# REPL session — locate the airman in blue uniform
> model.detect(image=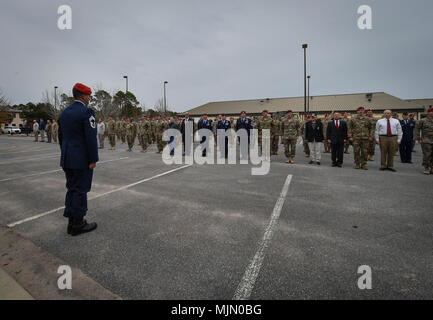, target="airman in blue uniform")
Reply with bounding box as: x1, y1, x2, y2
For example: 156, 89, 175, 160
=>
400, 112, 416, 163
58, 83, 98, 236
